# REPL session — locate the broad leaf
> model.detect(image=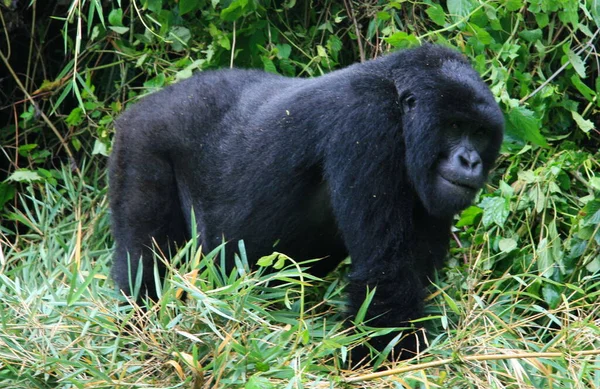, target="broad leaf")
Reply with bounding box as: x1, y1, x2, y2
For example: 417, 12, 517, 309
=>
179, 0, 199, 15
447, 0, 476, 20
506, 106, 548, 147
